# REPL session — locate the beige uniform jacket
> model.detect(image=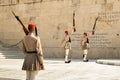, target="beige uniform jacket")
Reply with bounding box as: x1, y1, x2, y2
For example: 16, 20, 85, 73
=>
80, 37, 90, 50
